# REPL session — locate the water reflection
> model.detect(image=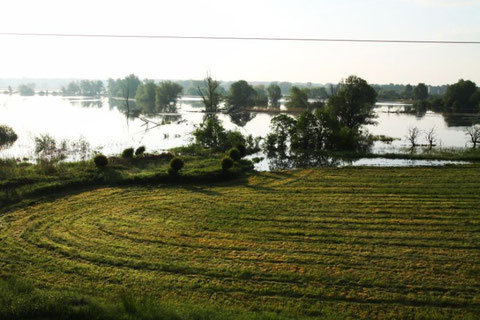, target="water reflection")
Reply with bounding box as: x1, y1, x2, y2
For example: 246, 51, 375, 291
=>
108, 97, 141, 119
266, 151, 343, 171
228, 112, 256, 127
443, 113, 480, 127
